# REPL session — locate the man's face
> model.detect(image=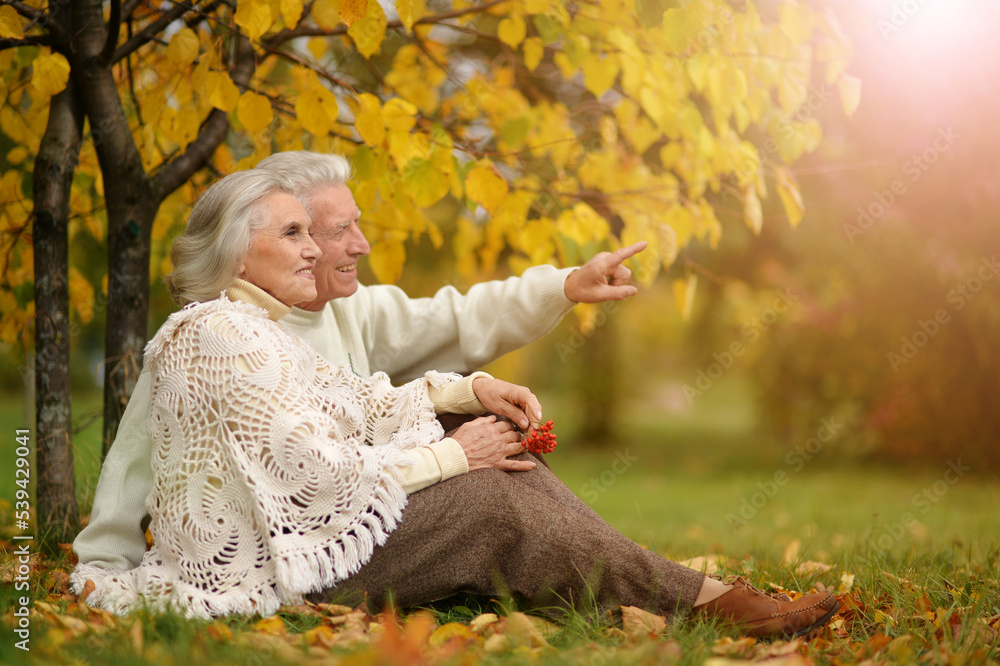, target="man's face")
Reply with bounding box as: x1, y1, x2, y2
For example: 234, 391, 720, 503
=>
297, 184, 370, 310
